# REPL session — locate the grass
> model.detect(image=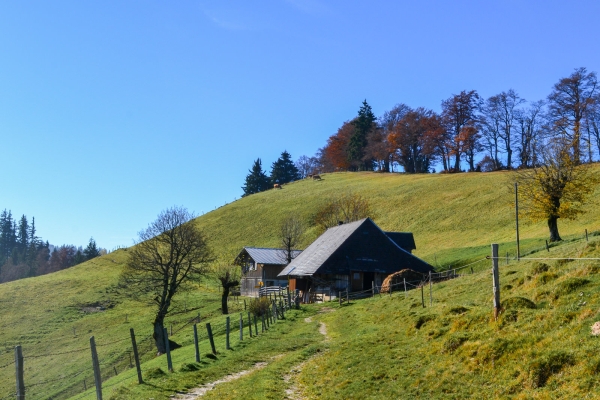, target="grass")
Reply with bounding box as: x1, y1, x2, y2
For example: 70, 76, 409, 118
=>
1, 169, 600, 398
